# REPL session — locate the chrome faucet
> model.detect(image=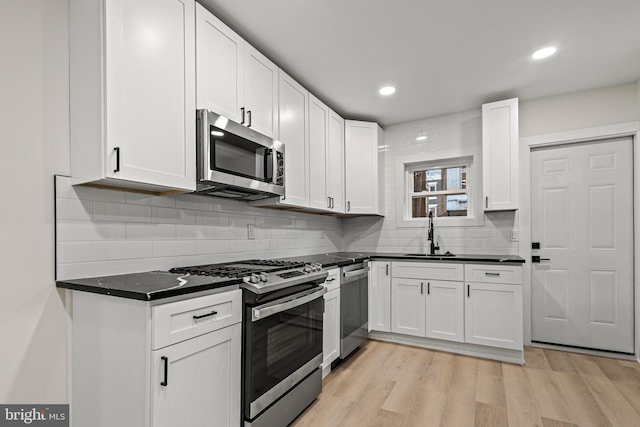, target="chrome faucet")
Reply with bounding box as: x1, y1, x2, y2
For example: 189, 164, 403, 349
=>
428, 211, 440, 255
